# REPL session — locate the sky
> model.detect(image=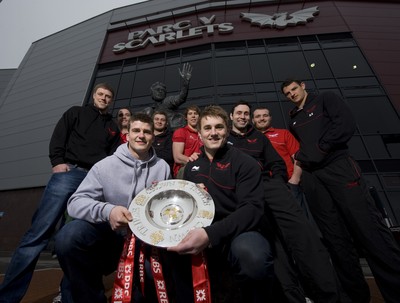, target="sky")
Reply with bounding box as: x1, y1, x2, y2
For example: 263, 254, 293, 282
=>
0, 0, 147, 69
